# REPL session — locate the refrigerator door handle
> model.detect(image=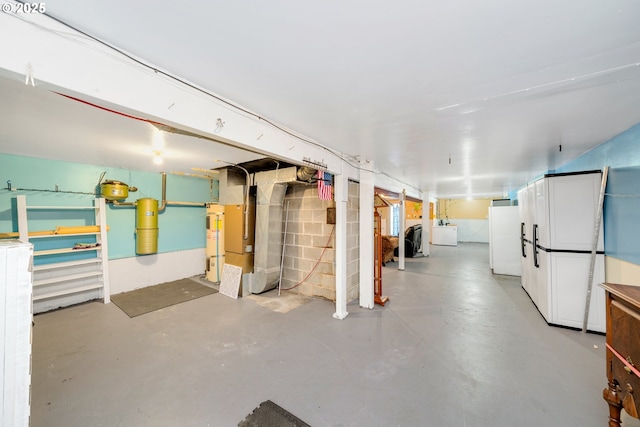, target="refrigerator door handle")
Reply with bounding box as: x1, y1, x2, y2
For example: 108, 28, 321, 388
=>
520, 222, 526, 257
533, 224, 539, 268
